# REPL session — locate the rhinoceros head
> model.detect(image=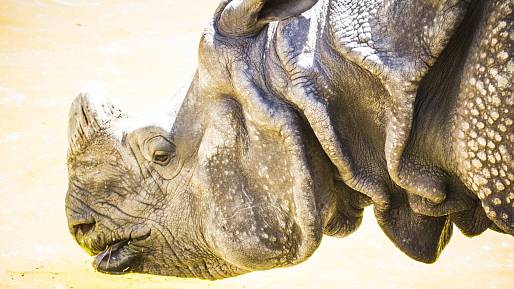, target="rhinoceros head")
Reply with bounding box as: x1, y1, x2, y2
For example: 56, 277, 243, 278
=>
65, 0, 368, 279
